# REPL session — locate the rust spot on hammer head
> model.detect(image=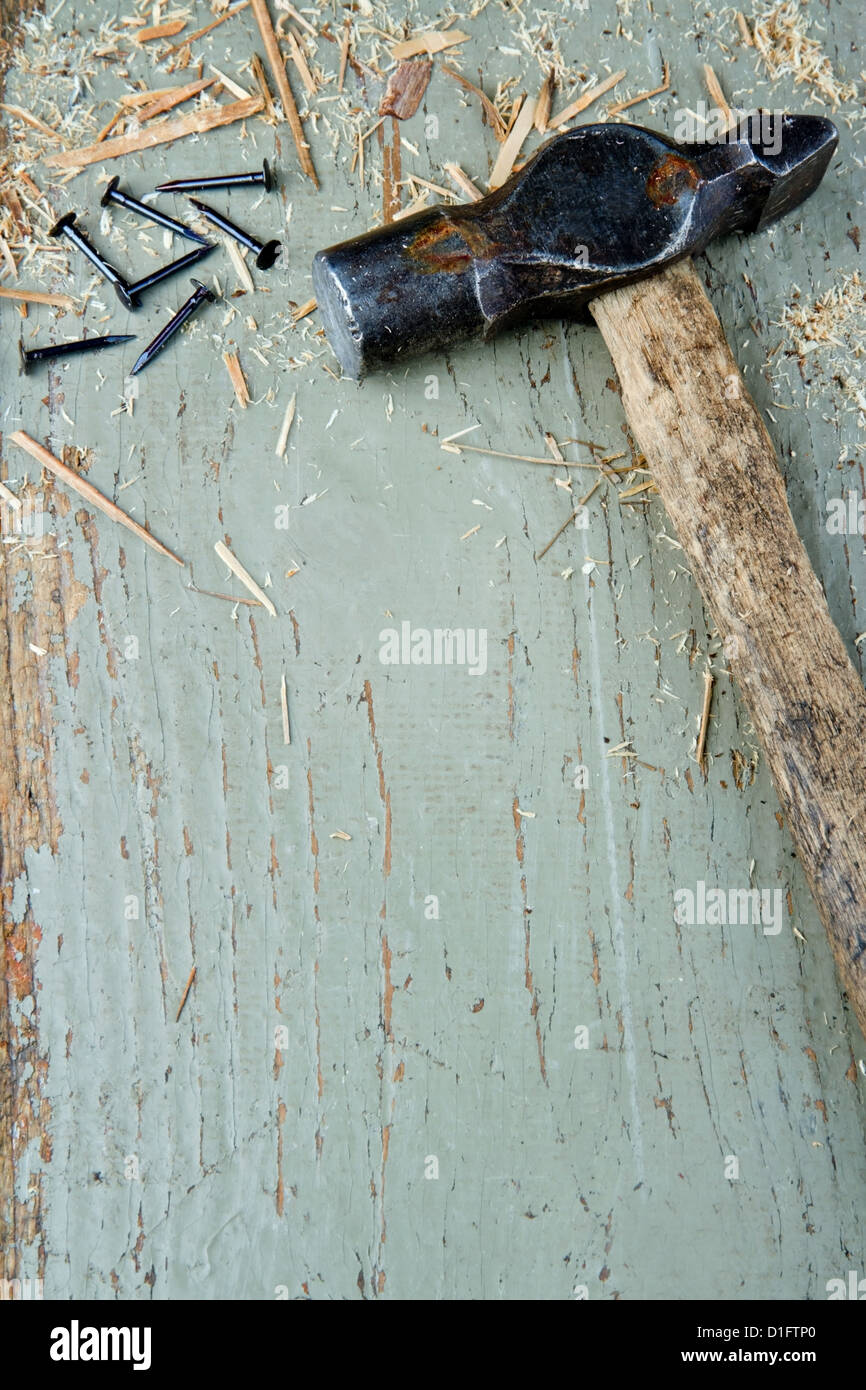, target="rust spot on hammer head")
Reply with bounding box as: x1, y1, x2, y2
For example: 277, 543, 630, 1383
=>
405, 213, 495, 273
646, 153, 700, 206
